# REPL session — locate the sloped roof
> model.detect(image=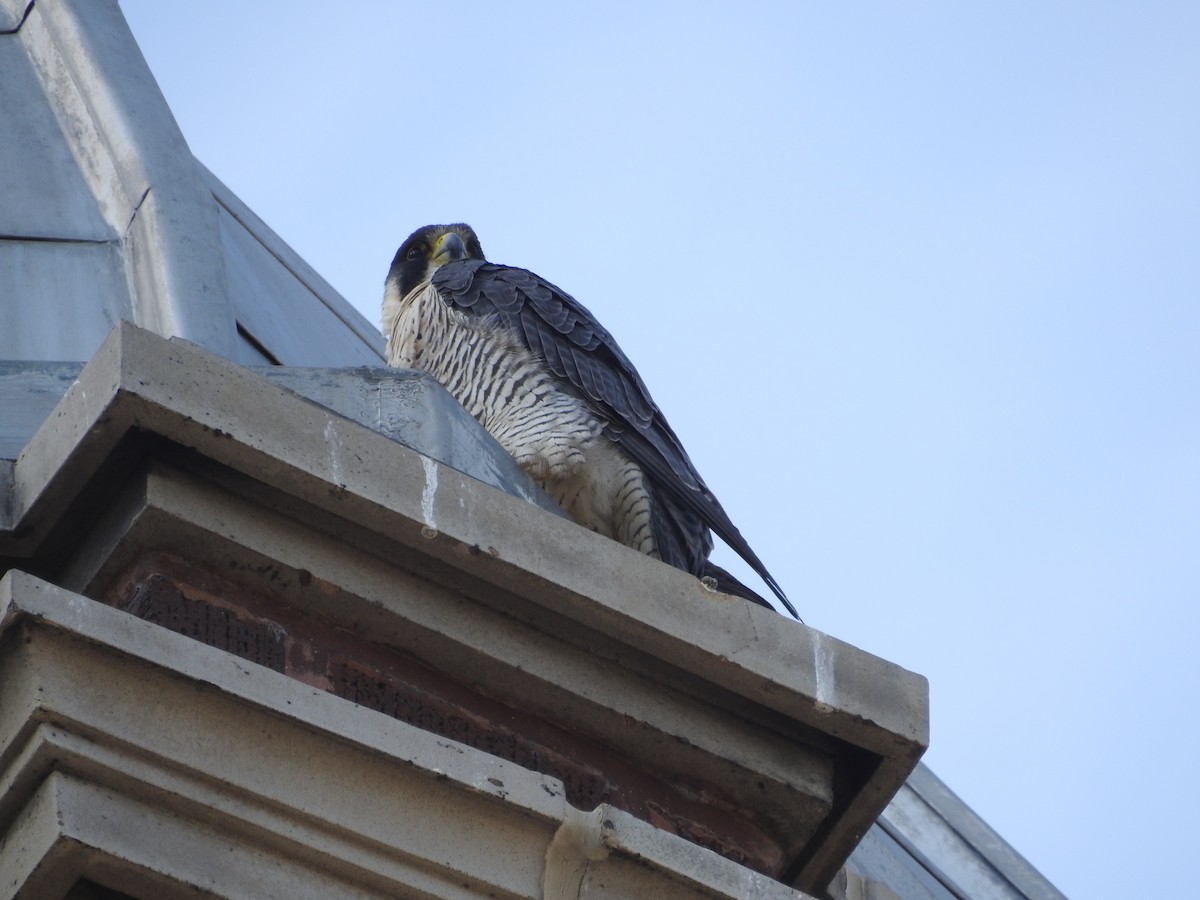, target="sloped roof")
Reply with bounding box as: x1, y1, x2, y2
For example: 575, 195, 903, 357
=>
0, 0, 382, 367
0, 0, 558, 529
